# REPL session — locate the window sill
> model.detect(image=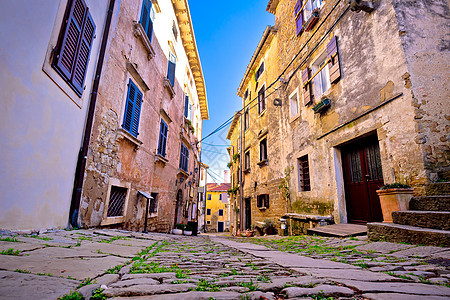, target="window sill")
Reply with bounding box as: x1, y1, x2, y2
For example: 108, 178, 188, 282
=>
163, 77, 175, 98
117, 128, 143, 150
257, 206, 268, 211
258, 109, 267, 118
148, 212, 158, 218
155, 154, 168, 165
101, 216, 124, 226
177, 168, 189, 178
290, 114, 300, 123
257, 159, 268, 167
133, 22, 155, 60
